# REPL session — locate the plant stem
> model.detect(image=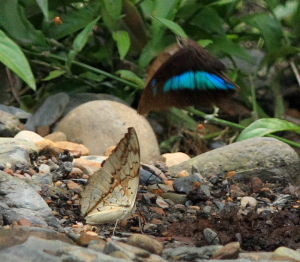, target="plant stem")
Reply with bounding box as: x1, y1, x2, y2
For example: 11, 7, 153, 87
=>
187, 107, 300, 148
24, 50, 139, 88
